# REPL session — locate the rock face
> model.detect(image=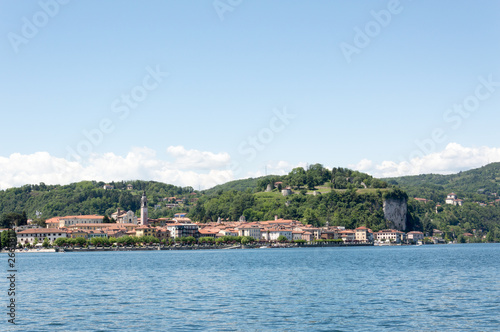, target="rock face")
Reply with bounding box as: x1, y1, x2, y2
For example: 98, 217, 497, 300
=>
383, 198, 407, 231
